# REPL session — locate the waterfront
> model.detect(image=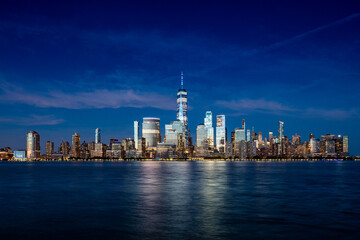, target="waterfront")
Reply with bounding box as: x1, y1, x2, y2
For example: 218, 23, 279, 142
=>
1, 161, 360, 239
